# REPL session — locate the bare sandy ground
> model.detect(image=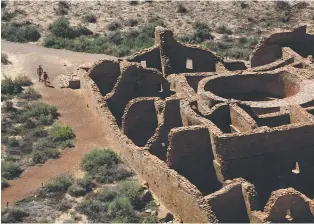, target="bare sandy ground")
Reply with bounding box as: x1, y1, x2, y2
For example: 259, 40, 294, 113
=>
1, 41, 115, 208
